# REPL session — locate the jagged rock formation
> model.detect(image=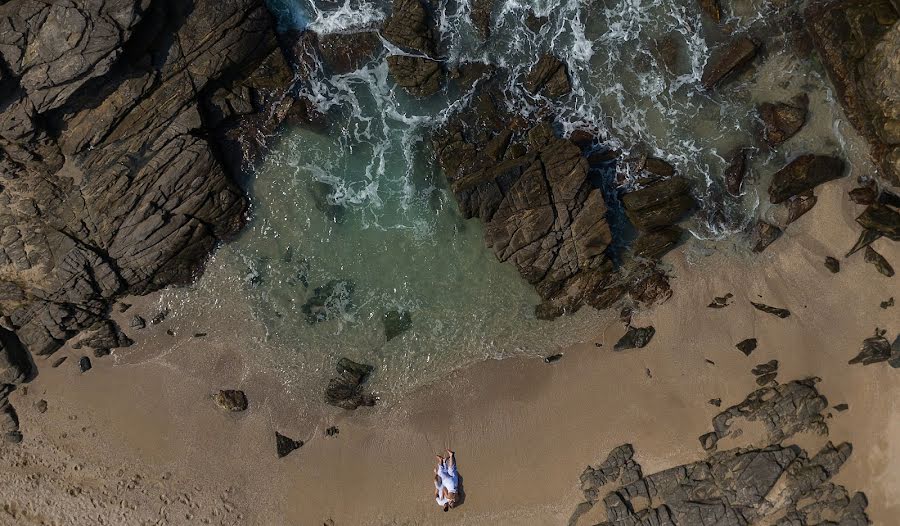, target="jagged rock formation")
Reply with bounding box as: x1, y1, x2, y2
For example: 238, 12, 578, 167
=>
758, 94, 809, 147
807, 0, 900, 185
0, 0, 301, 440
324, 357, 377, 410
382, 0, 443, 97
700, 35, 757, 90
569, 379, 870, 526
432, 71, 692, 319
